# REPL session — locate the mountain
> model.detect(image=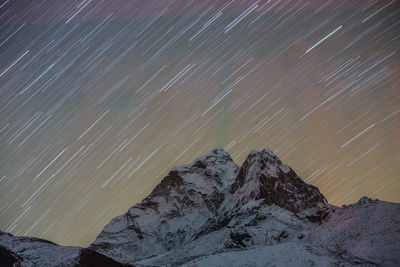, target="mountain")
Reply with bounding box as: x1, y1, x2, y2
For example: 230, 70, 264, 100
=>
0, 231, 131, 267
1, 148, 400, 266
89, 148, 400, 266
